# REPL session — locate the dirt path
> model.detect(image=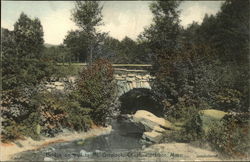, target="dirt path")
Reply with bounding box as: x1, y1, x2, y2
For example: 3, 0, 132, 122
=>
141, 142, 221, 161
0, 126, 112, 161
